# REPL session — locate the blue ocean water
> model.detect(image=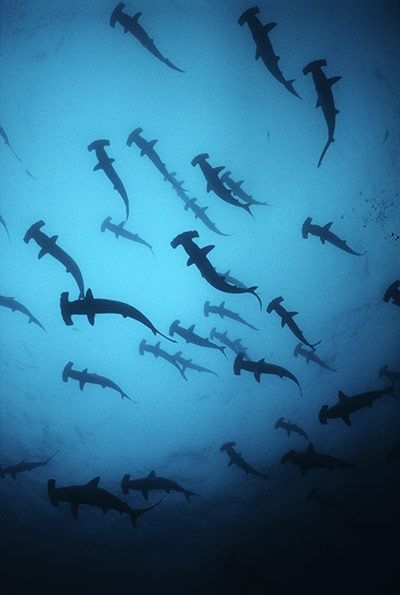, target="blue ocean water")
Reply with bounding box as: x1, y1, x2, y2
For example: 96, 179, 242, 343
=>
0, 1, 399, 593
